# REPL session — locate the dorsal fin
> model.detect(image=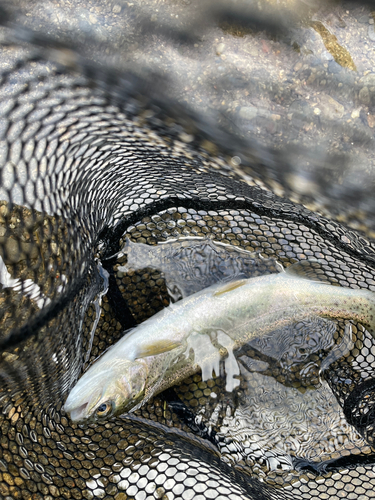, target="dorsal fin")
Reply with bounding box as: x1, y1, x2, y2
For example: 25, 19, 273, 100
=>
284, 260, 333, 285
213, 279, 248, 297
